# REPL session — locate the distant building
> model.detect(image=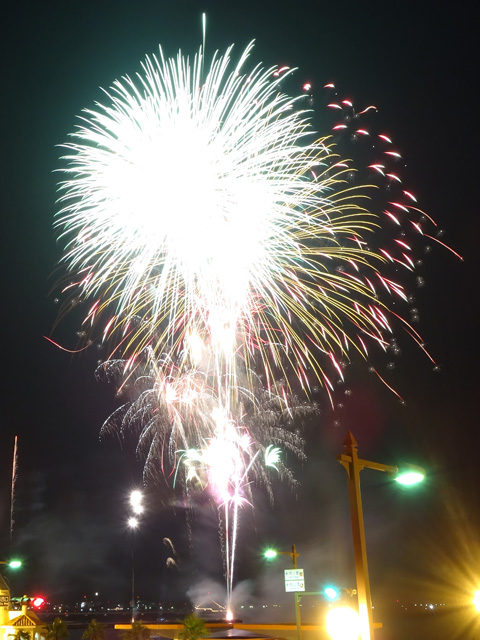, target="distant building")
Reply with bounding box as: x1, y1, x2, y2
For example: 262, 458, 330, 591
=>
0, 574, 46, 640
